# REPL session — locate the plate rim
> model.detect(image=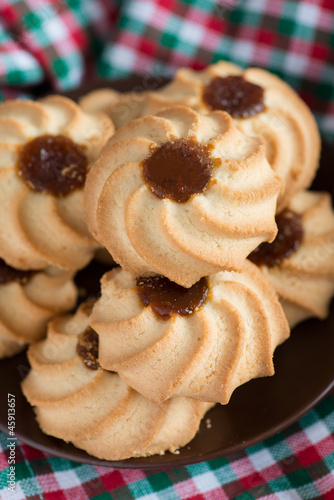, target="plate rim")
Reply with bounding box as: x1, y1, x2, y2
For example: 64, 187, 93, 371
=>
1, 376, 333, 469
